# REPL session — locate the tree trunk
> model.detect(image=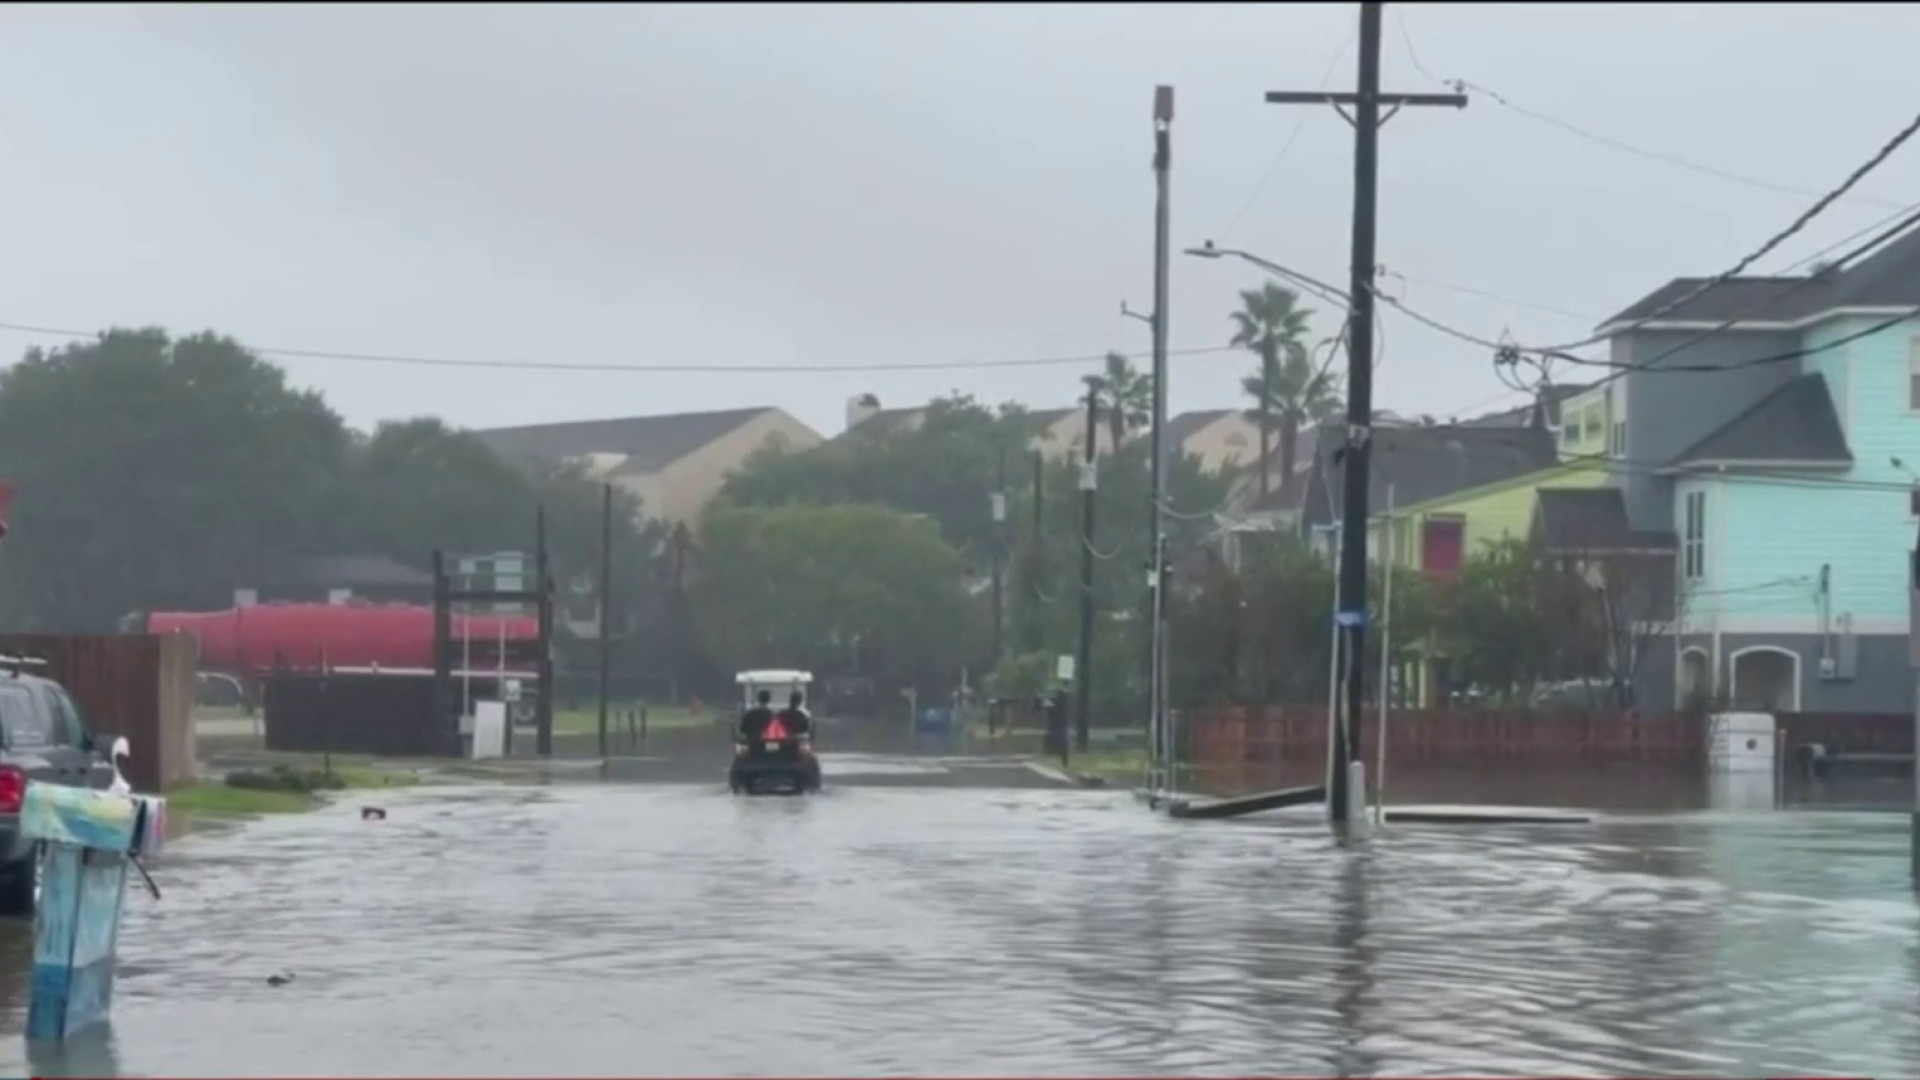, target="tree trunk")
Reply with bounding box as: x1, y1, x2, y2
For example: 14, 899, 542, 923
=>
1258, 359, 1273, 497
1278, 412, 1302, 495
